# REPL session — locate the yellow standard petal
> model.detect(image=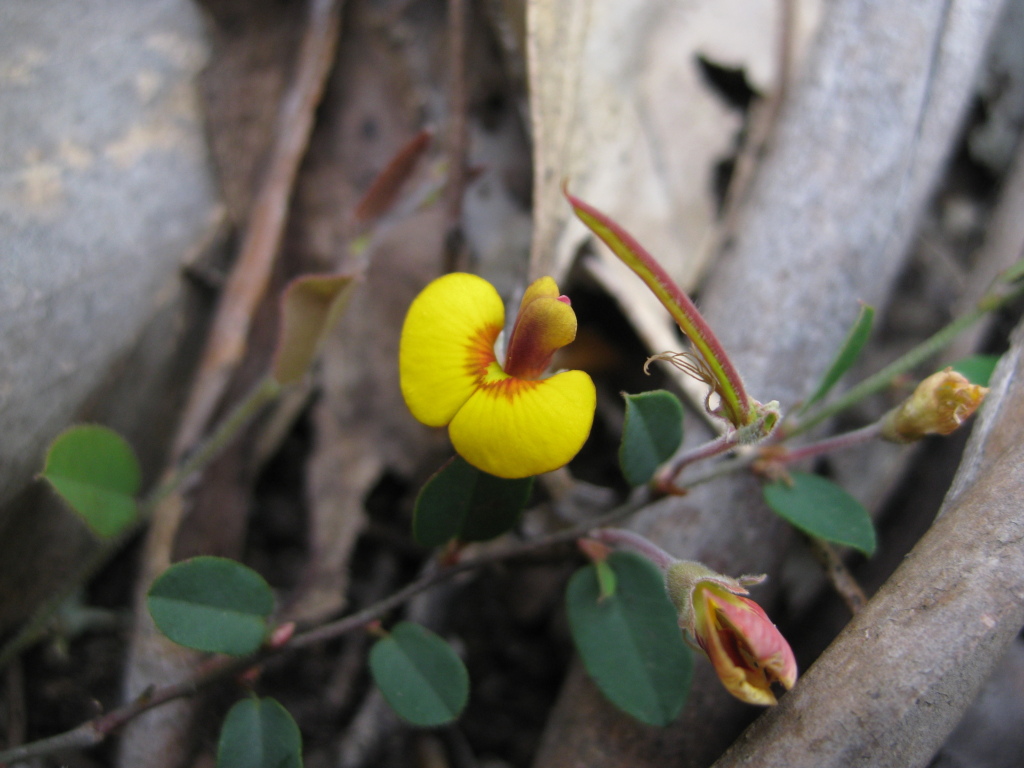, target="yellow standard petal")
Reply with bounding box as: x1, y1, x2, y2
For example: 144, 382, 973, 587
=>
399, 273, 504, 427
448, 365, 596, 478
